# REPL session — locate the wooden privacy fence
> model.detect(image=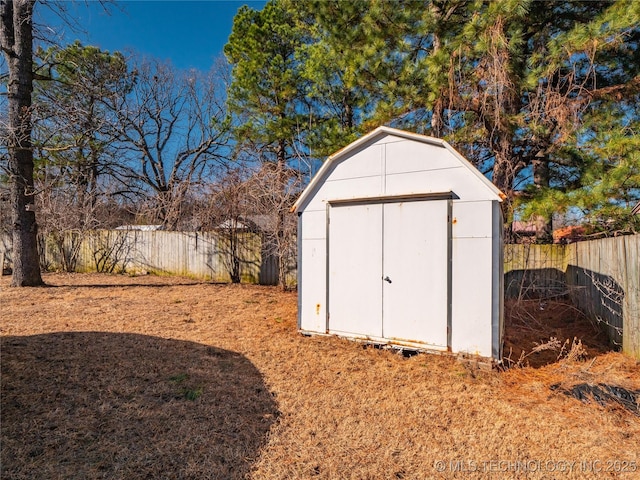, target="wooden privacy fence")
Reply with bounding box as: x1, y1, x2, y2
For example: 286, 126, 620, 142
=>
505, 235, 640, 359
1, 230, 280, 285
2, 231, 638, 357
